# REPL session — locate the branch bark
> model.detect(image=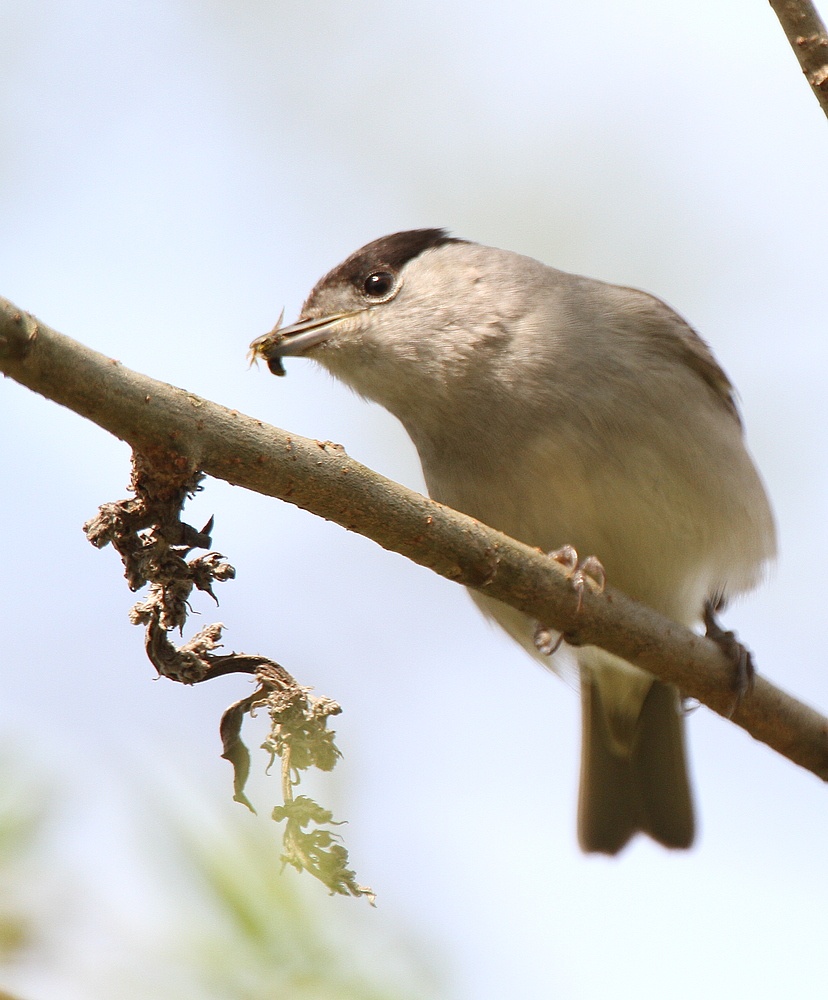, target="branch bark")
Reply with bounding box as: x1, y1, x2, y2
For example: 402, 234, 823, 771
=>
769, 0, 828, 118
2, 296, 827, 781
